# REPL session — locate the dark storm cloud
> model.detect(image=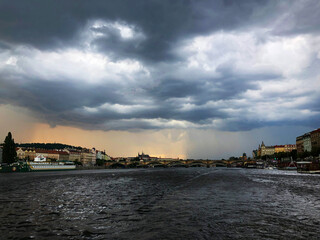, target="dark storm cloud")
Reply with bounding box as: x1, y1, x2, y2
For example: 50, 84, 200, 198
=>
0, 71, 227, 129
0, 0, 275, 60
0, 0, 319, 131
0, 76, 127, 112
147, 68, 269, 105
